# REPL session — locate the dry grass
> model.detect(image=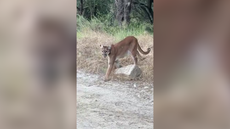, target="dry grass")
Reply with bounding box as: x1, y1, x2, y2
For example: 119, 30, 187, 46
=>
77, 29, 153, 83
